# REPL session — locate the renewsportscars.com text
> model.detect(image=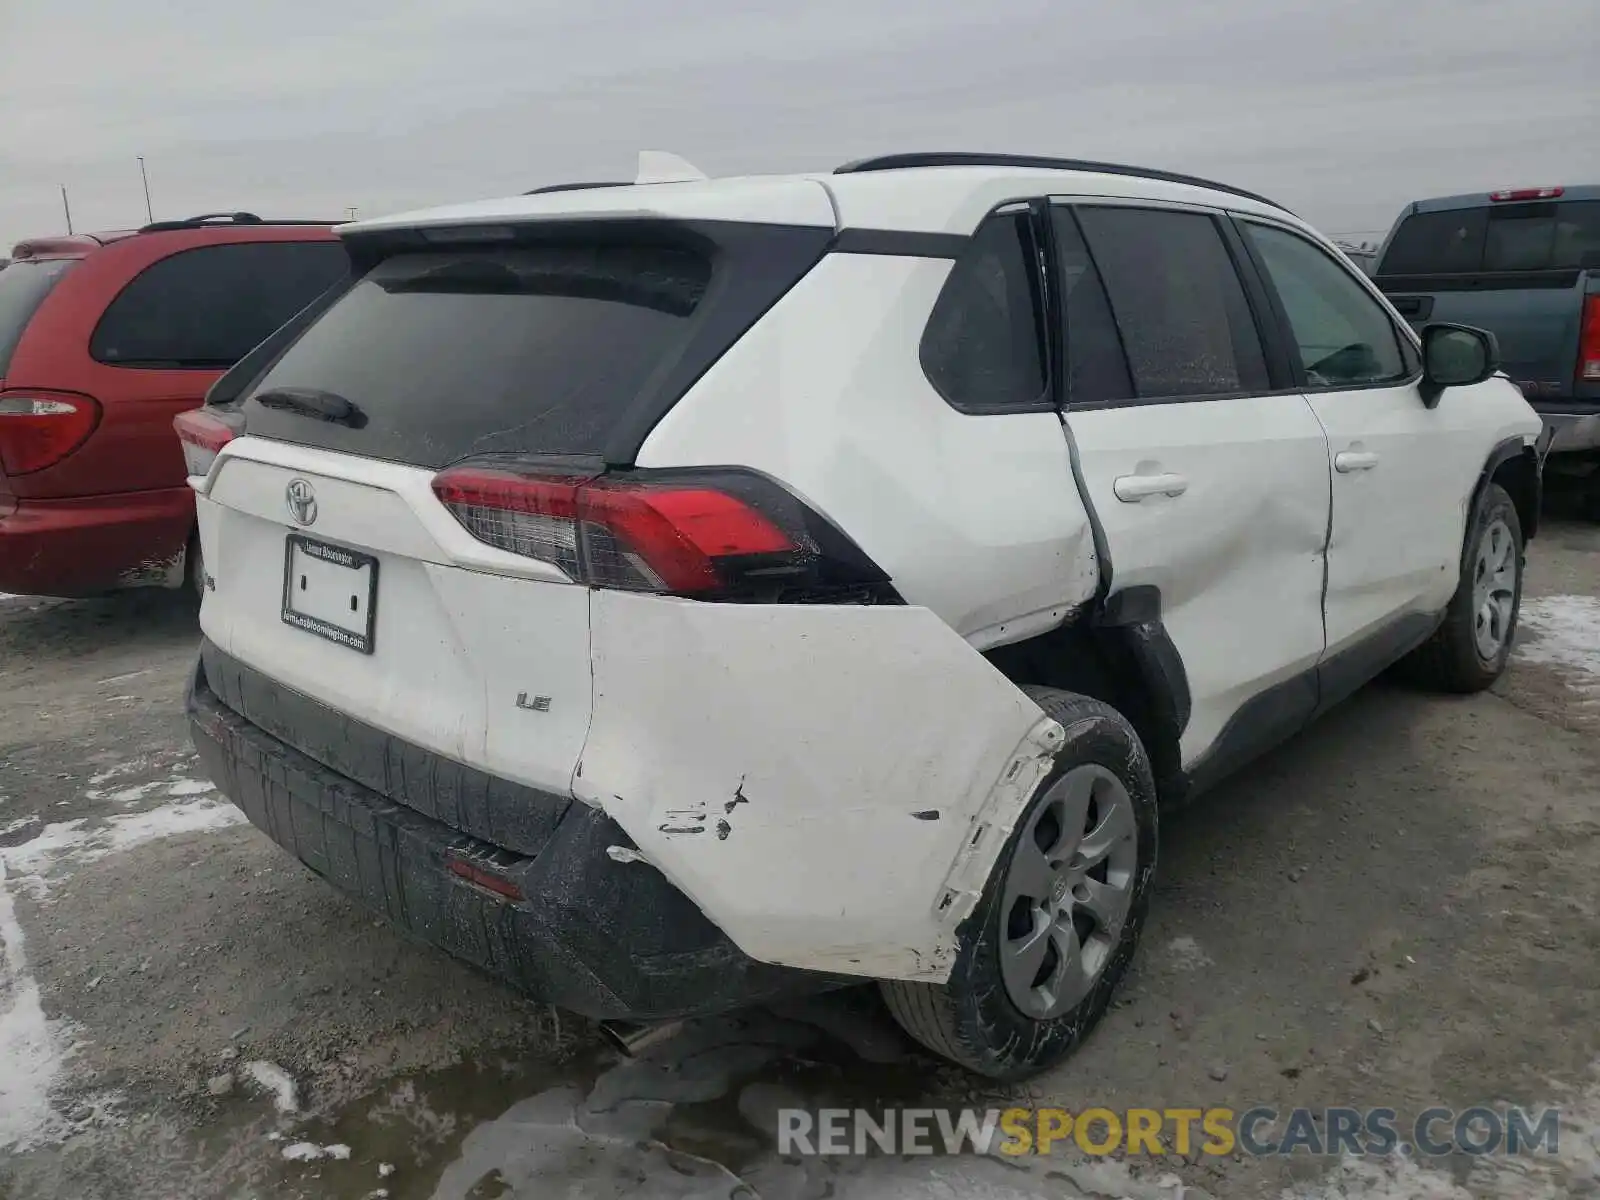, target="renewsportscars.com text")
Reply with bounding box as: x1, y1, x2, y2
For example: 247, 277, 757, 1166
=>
777, 1106, 1560, 1159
